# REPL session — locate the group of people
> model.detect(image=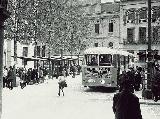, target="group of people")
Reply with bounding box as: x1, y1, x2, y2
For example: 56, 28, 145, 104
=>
113, 67, 144, 119
3, 63, 81, 92
113, 78, 142, 119
118, 66, 145, 93
56, 64, 81, 96
17, 67, 47, 89
3, 66, 48, 89
112, 64, 160, 119
56, 64, 81, 79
